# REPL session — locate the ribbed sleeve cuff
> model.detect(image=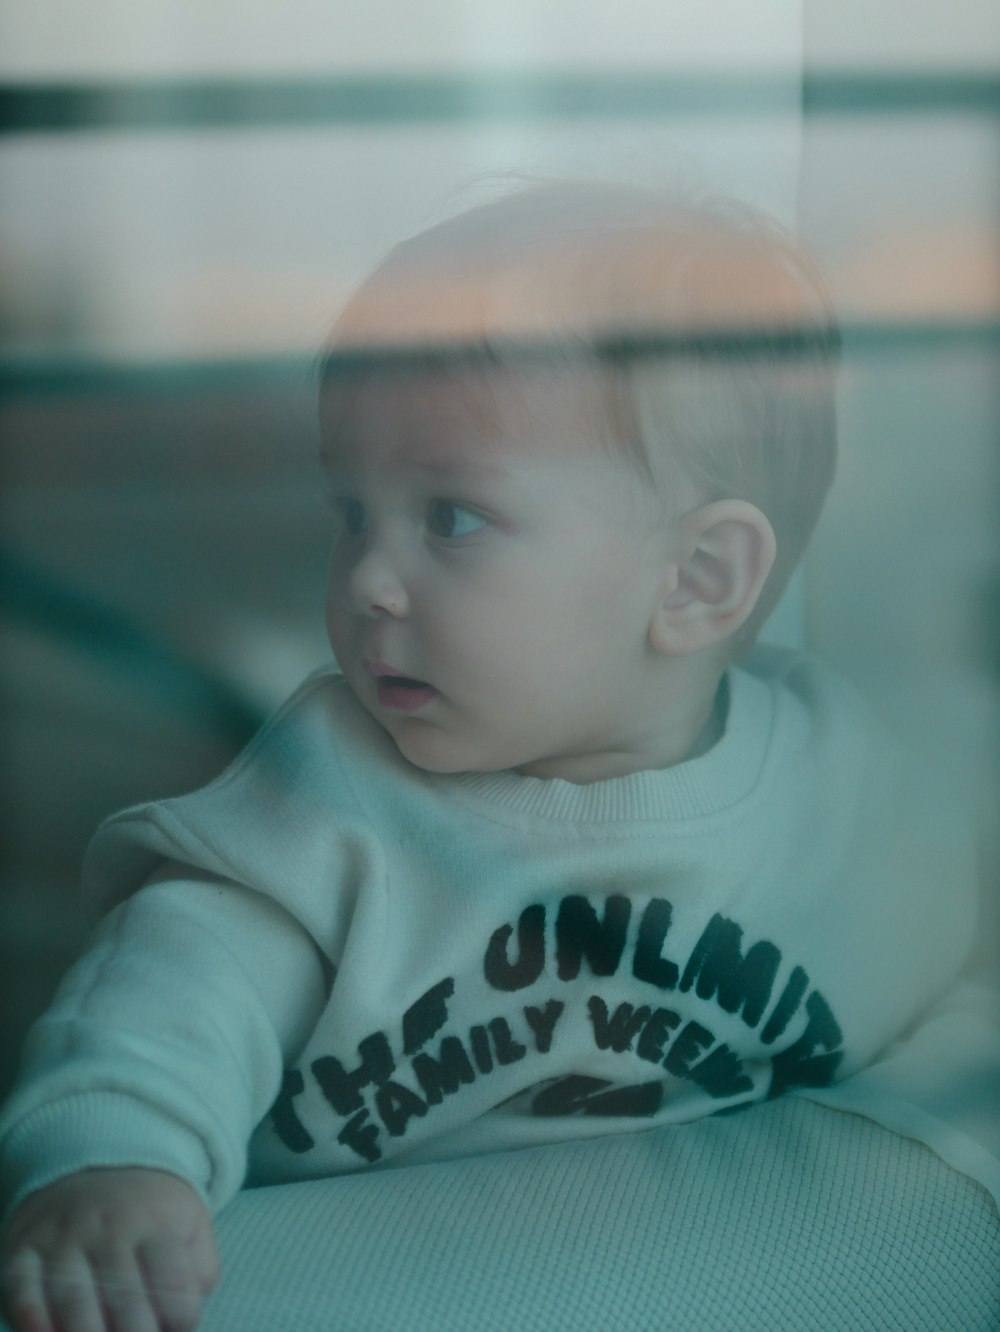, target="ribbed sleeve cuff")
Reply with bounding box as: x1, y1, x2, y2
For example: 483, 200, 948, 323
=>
448, 665, 774, 823
0, 1091, 215, 1222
